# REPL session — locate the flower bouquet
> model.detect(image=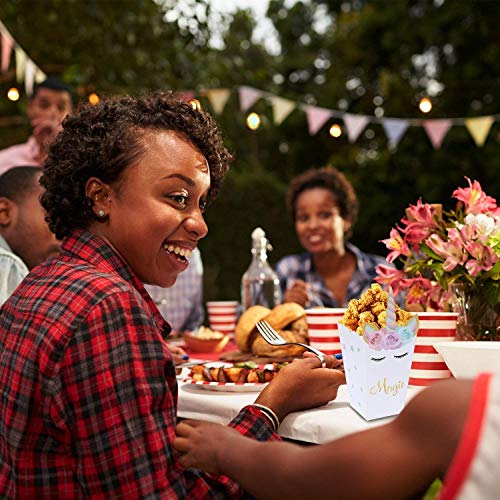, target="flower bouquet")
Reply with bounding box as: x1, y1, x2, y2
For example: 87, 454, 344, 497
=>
376, 178, 500, 341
